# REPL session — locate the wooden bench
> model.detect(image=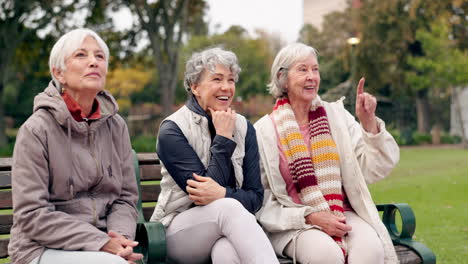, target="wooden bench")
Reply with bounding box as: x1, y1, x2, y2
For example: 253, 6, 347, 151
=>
0, 152, 436, 264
